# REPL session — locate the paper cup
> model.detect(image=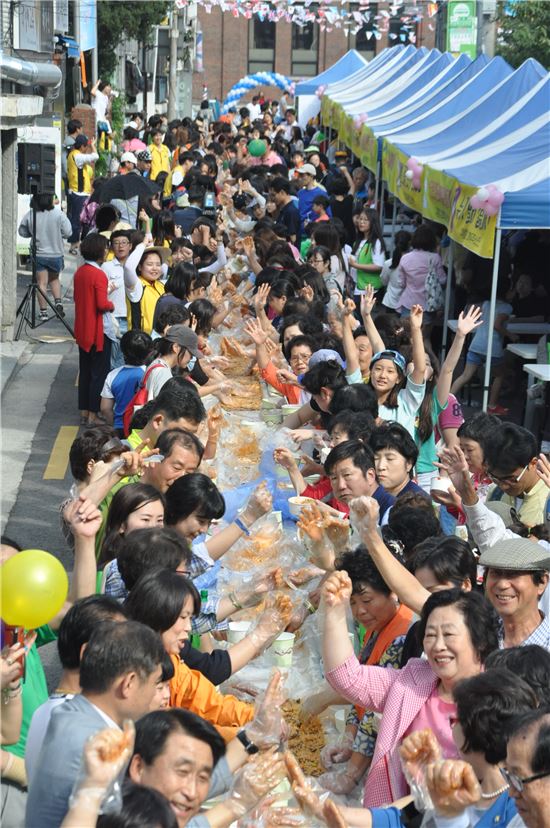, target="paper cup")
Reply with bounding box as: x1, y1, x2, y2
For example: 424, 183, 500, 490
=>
269, 632, 295, 667
227, 621, 251, 644
288, 496, 316, 518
